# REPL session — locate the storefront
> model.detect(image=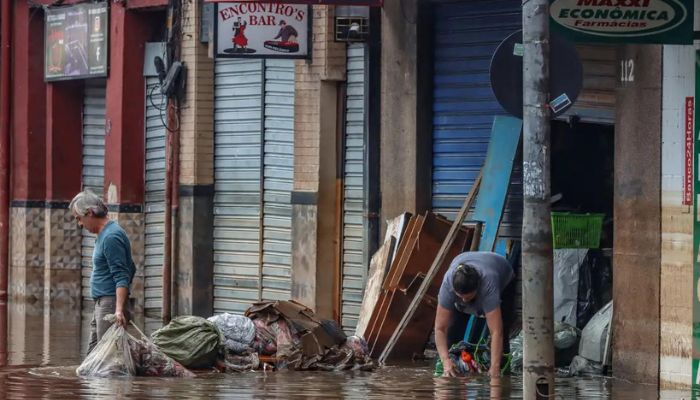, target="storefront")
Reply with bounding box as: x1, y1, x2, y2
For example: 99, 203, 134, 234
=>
212, 58, 296, 314
80, 79, 107, 308
429, 0, 619, 371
